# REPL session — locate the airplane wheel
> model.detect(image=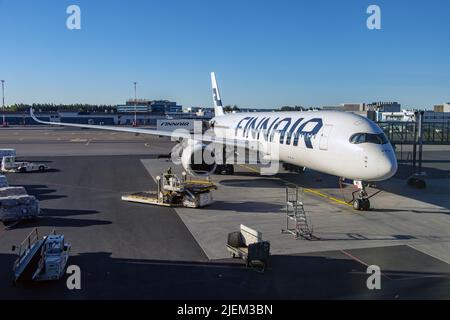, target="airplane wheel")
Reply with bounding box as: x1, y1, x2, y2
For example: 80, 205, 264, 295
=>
362, 199, 370, 211
39, 166, 45, 172
354, 199, 370, 211
353, 199, 362, 211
